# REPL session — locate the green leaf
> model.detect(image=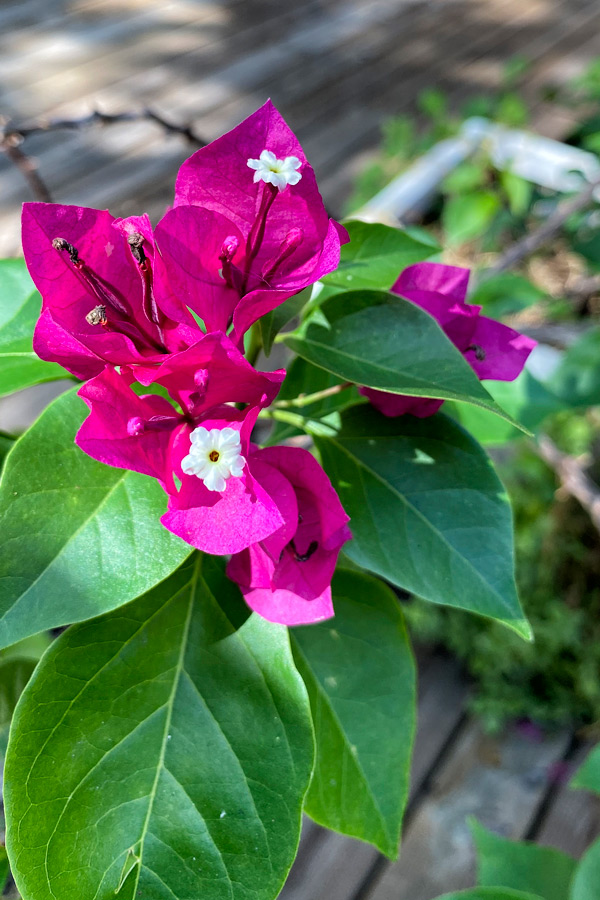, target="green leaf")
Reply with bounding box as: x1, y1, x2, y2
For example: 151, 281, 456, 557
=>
571, 837, 600, 900
571, 744, 600, 795
321, 221, 440, 292
0, 430, 14, 468
442, 160, 488, 194
260, 287, 311, 356
548, 328, 600, 407
284, 290, 522, 428
0, 845, 9, 894
5, 555, 314, 900
432, 891, 544, 900
315, 406, 529, 637
471, 819, 576, 900
0, 387, 192, 650
500, 171, 533, 216
291, 568, 415, 859
469, 273, 546, 318
443, 192, 501, 246
0, 658, 37, 760
0, 258, 68, 398
449, 370, 565, 445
